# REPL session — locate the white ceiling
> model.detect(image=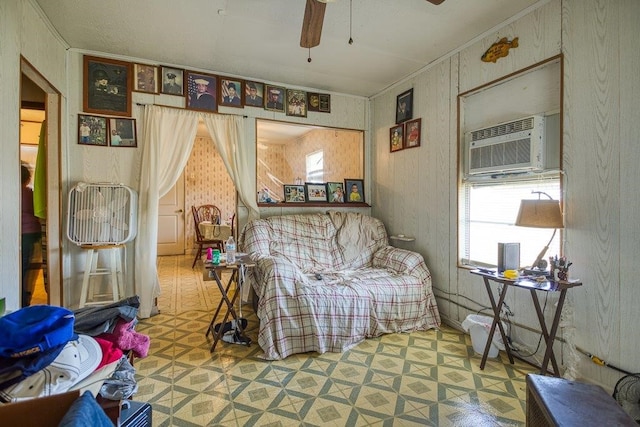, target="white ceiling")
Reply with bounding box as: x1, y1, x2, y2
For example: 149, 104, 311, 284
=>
35, 0, 540, 98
